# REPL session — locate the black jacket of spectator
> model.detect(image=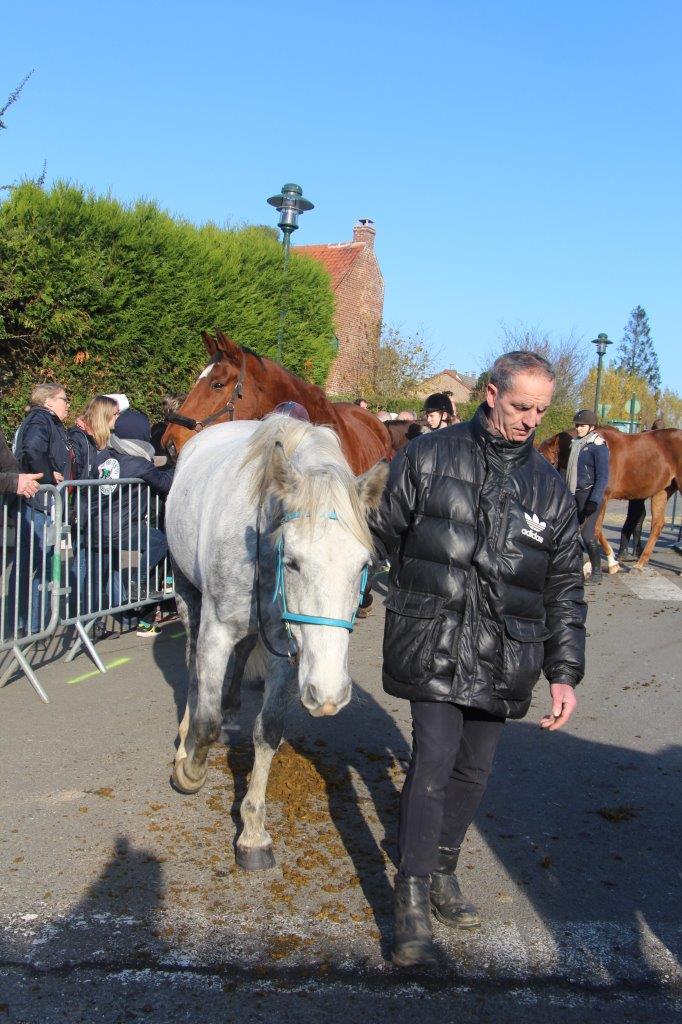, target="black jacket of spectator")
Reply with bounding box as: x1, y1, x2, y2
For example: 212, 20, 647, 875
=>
14, 407, 72, 509
68, 426, 99, 480
370, 403, 586, 720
